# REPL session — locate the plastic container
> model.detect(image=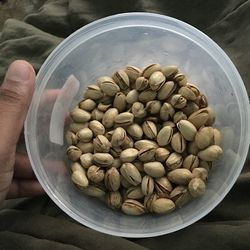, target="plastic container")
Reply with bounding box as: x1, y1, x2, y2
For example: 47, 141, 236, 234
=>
25, 13, 250, 238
